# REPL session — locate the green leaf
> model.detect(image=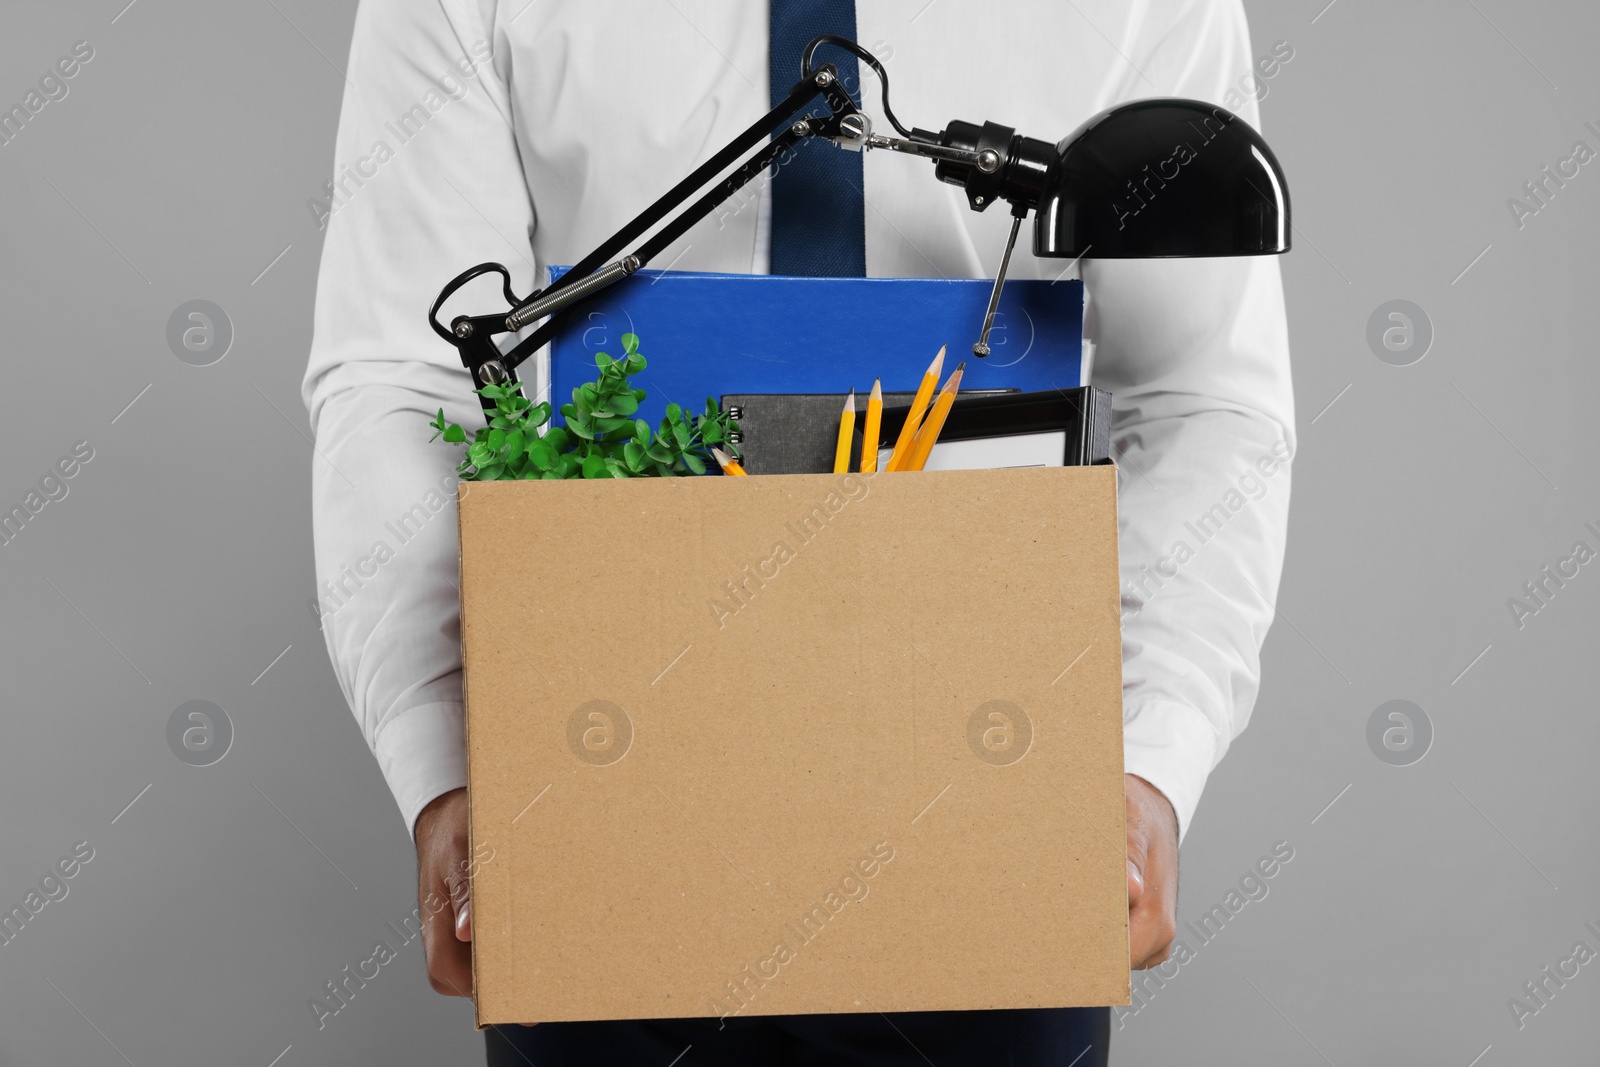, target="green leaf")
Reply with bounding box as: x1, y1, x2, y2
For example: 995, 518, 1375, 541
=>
427, 331, 745, 483
528, 438, 558, 469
